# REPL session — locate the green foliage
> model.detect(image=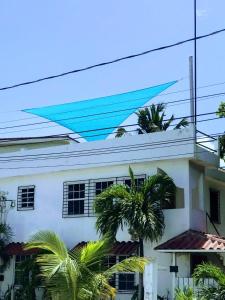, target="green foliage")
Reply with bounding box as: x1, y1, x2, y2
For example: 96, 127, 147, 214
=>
220, 135, 225, 160
116, 103, 189, 137
115, 127, 127, 137
0, 223, 13, 272
175, 287, 197, 300
94, 167, 175, 300
217, 102, 225, 160
217, 102, 225, 118
136, 104, 188, 134
25, 230, 148, 300
193, 263, 225, 300
94, 167, 176, 242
